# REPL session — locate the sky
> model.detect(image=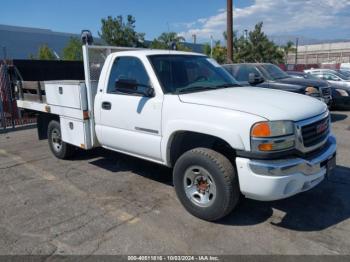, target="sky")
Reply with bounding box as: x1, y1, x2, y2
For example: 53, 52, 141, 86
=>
1, 0, 350, 43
